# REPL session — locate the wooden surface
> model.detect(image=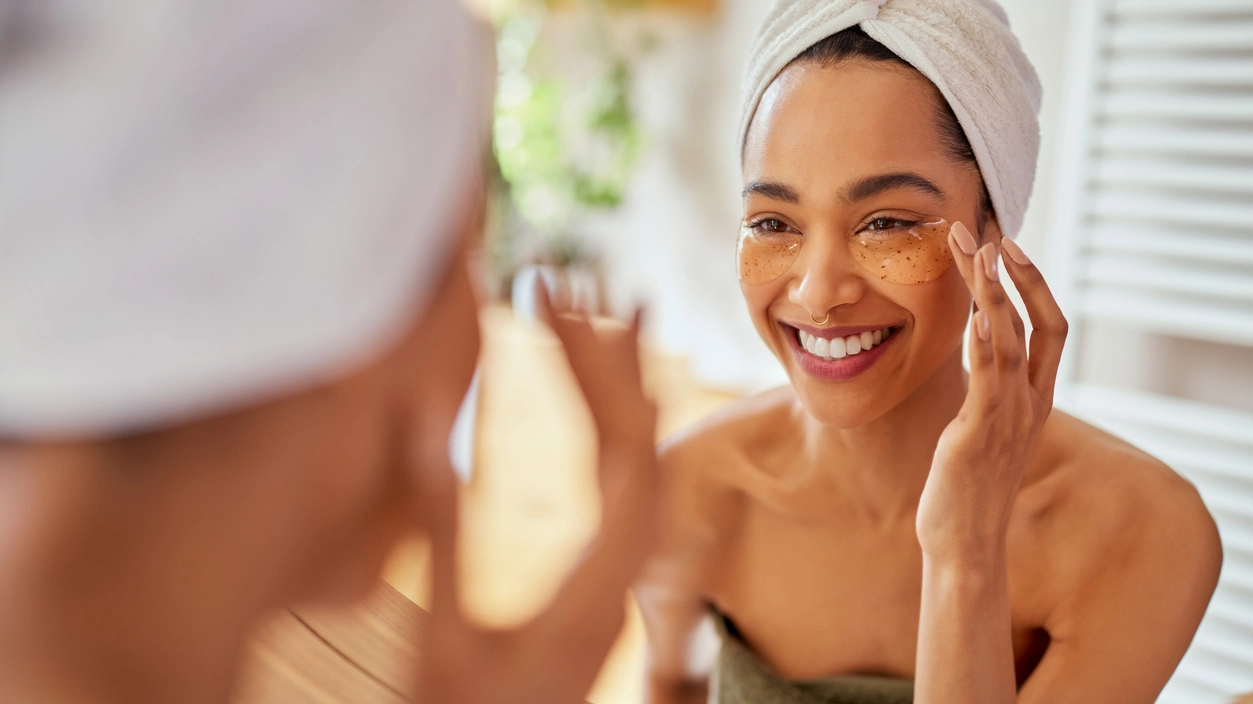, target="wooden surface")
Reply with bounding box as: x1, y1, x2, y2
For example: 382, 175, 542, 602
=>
234, 583, 423, 703
234, 306, 738, 703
